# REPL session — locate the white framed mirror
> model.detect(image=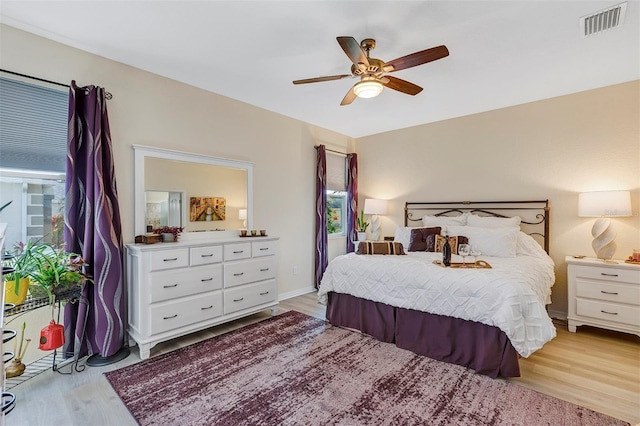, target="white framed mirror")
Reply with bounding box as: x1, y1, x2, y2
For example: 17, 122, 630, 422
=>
133, 145, 253, 237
